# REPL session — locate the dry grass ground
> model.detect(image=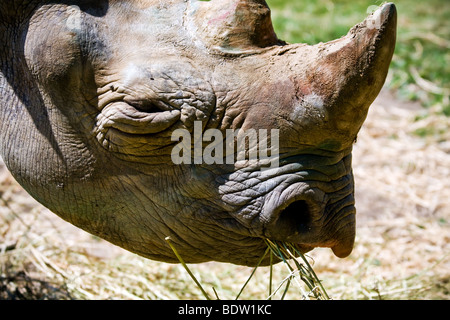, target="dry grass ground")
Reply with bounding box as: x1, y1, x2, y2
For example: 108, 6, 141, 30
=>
1, 88, 449, 300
